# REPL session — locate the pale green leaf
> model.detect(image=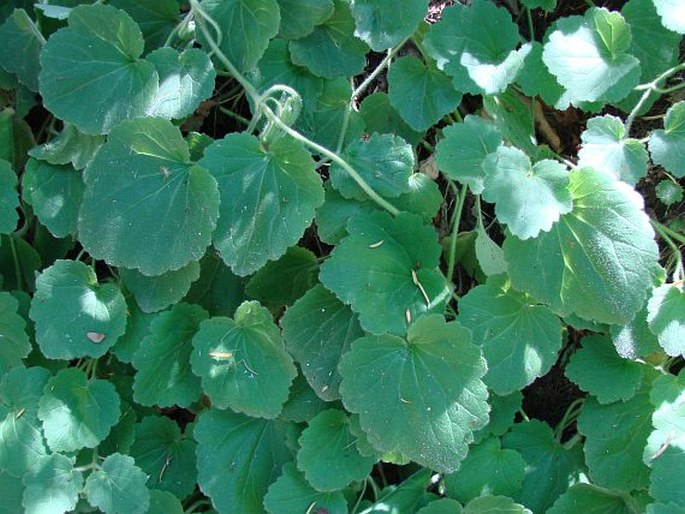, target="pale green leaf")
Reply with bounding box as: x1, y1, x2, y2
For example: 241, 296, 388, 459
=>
85, 453, 150, 514
0, 291, 30, 376
198, 0, 280, 72
435, 115, 501, 194
649, 101, 685, 178
198, 132, 323, 276
652, 0, 685, 33
79, 117, 219, 276
0, 9, 42, 91
504, 167, 660, 324
458, 277, 563, 395
482, 146, 572, 239
39, 4, 158, 134
195, 408, 293, 513
350, 0, 428, 51
566, 334, 644, 403
339, 315, 489, 473
38, 367, 120, 452
577, 115, 648, 185
0, 159, 18, 234
121, 261, 200, 313
190, 301, 297, 418
548, 484, 635, 513
281, 284, 364, 401
611, 303, 661, 359
647, 284, 685, 357
656, 180, 684, 206
22, 454, 82, 514
276, 0, 334, 40
474, 225, 508, 277
132, 303, 207, 408
320, 211, 449, 336
28, 123, 104, 170
29, 260, 127, 359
